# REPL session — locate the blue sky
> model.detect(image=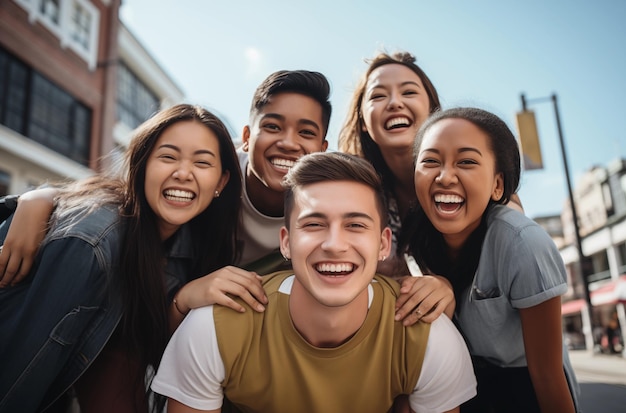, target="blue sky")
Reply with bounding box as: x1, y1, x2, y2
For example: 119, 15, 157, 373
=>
120, 0, 625, 219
